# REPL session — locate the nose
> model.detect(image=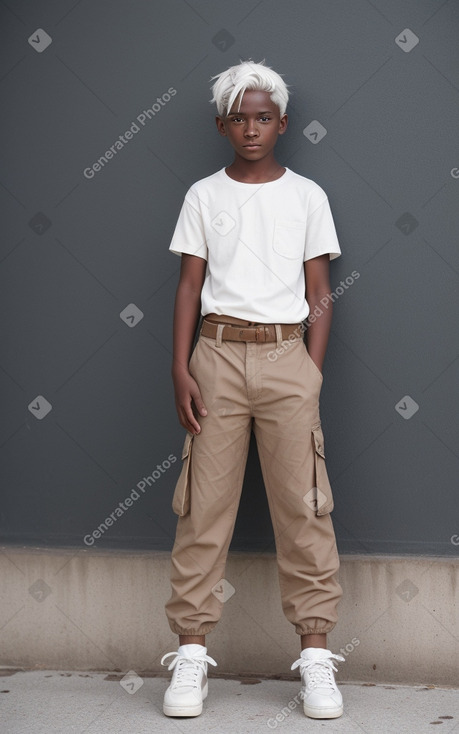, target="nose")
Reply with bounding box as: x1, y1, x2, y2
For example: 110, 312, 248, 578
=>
244, 120, 258, 137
